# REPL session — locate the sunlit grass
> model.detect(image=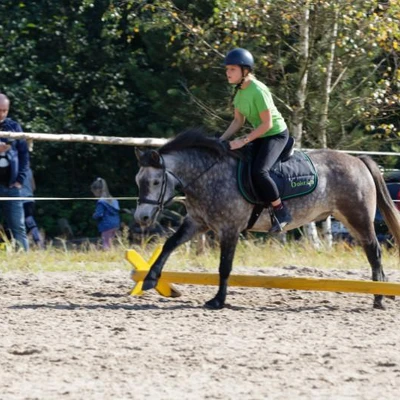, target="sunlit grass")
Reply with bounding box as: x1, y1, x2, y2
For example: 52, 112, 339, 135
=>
164, 235, 400, 272
1, 234, 398, 273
